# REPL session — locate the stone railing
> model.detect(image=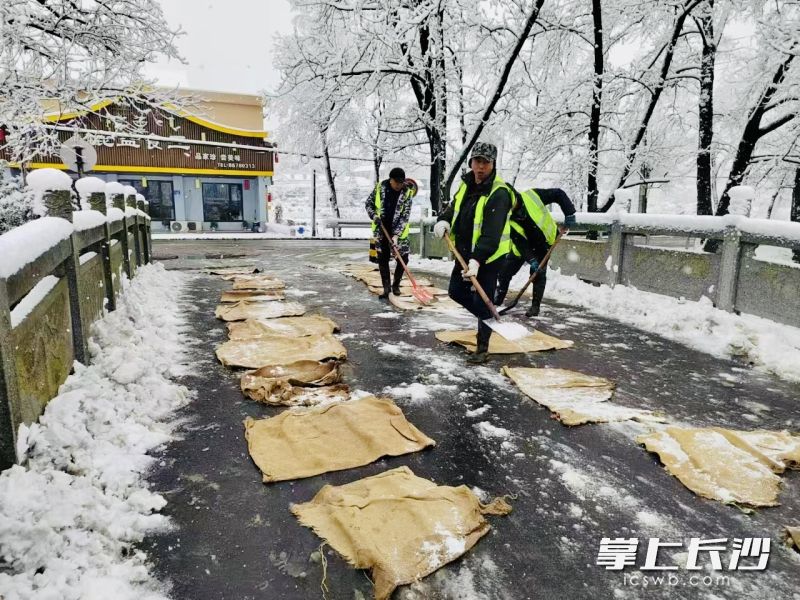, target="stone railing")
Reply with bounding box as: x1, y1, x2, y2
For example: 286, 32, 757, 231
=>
0, 187, 152, 469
